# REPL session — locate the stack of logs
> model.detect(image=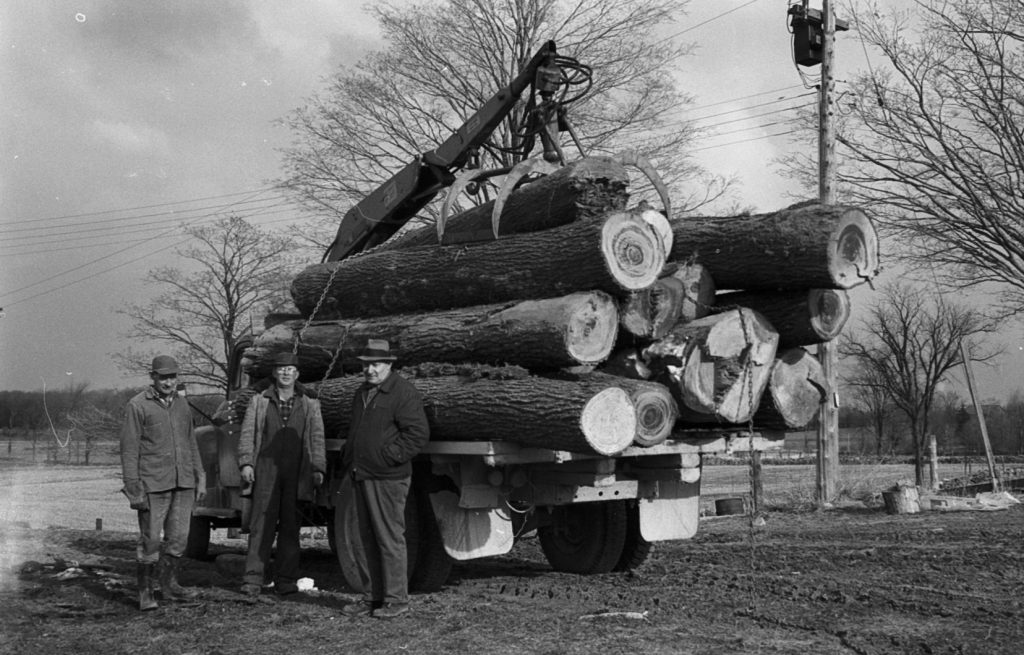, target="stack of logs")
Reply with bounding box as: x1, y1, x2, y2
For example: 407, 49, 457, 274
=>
246, 156, 879, 456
